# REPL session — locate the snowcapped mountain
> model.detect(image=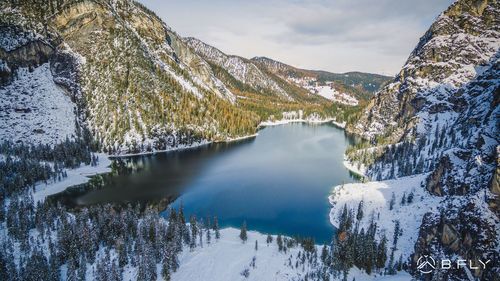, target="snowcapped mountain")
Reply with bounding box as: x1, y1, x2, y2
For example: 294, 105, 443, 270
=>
1, 0, 264, 155
184, 37, 292, 100
342, 0, 499, 279
252, 56, 392, 105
